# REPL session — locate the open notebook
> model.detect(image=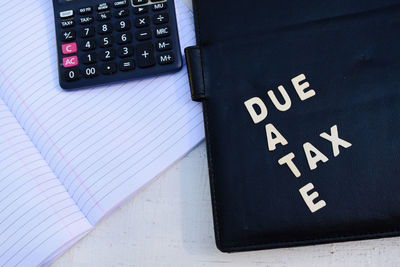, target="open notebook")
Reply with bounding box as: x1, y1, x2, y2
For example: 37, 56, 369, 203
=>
0, 0, 203, 266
